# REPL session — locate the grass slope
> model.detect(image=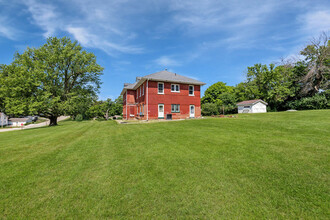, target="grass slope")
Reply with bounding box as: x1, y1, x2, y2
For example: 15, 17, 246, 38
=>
0, 110, 329, 219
